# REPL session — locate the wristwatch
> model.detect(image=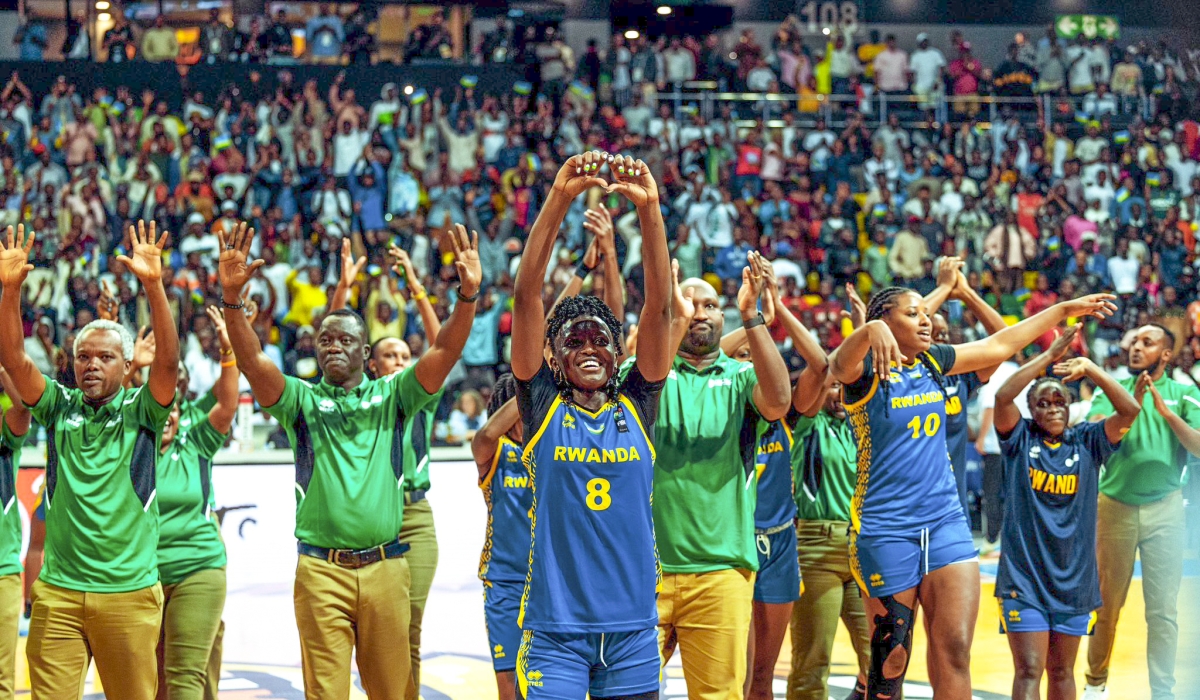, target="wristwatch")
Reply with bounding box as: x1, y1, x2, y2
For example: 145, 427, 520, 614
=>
743, 313, 765, 330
